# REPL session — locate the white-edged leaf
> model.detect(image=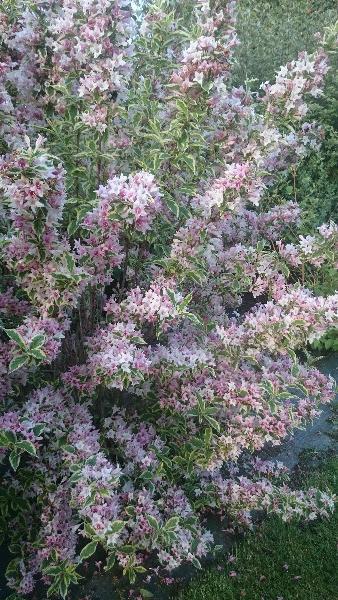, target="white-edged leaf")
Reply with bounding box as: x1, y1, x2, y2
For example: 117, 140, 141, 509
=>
165, 195, 180, 218
9, 450, 21, 471
80, 541, 97, 560
3, 328, 26, 350
147, 515, 159, 530
164, 516, 180, 531
16, 440, 36, 456
29, 334, 45, 350
109, 520, 125, 534
8, 356, 28, 373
